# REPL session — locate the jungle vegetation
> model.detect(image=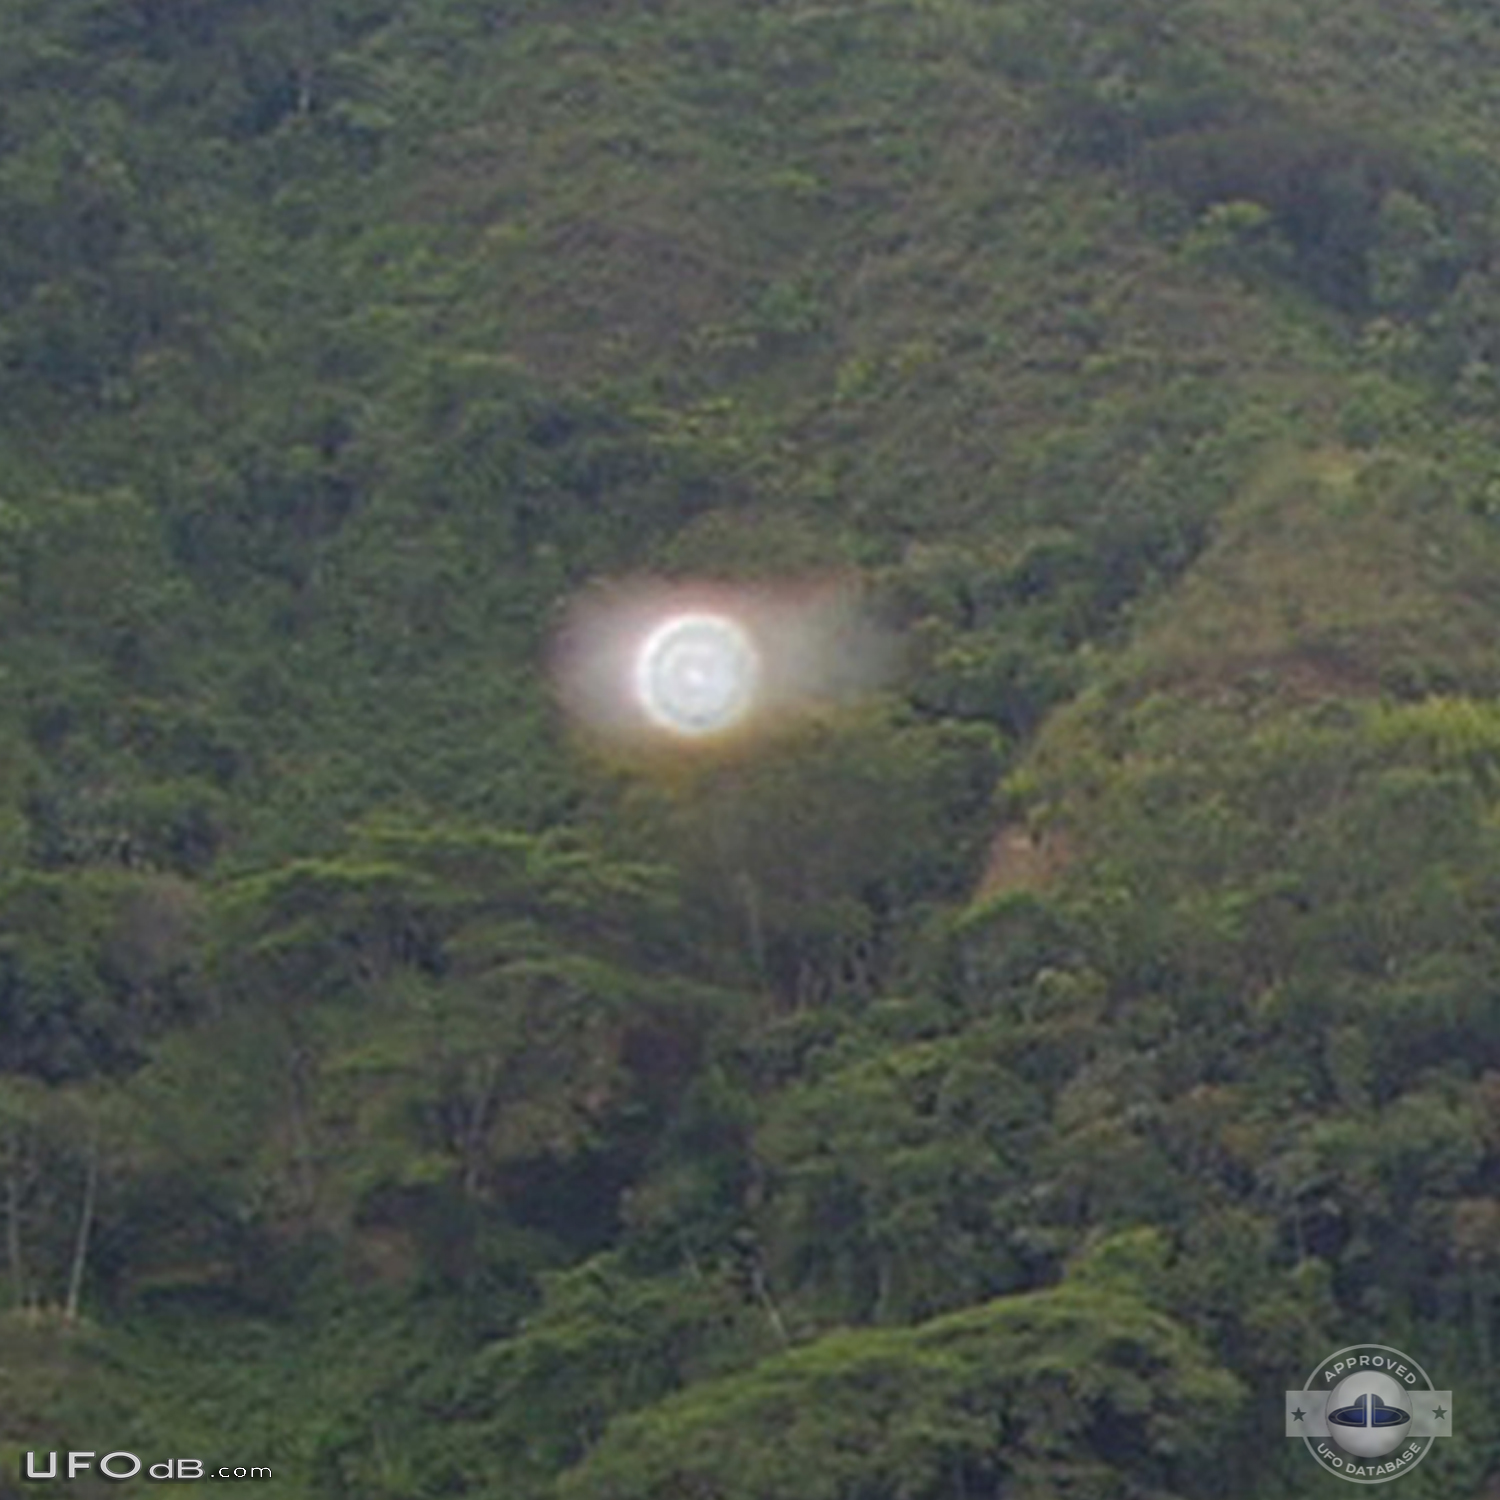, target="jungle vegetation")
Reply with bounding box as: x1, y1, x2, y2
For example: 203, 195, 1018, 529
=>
2, 0, 1500, 1495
